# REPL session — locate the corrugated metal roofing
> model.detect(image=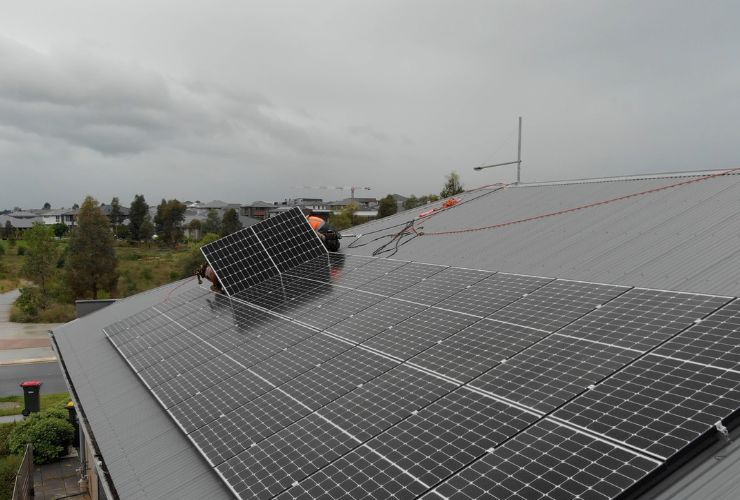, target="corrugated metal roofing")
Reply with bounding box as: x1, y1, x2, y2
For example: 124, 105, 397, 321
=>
342, 171, 740, 296
51, 281, 231, 500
